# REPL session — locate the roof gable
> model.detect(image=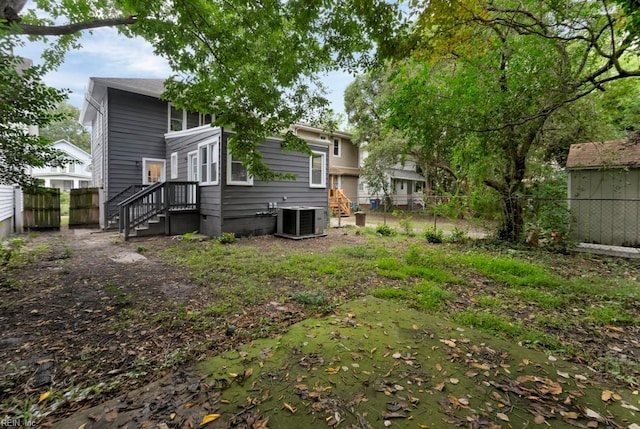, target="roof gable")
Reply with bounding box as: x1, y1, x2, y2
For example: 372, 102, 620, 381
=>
566, 139, 640, 169
52, 139, 91, 161
80, 78, 166, 125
